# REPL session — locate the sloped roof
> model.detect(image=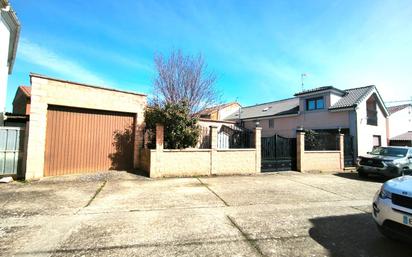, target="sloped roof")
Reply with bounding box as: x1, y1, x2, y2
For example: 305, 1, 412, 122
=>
197, 102, 240, 115
18, 86, 31, 98
329, 85, 375, 110
227, 85, 387, 120
225, 98, 299, 120
294, 86, 346, 96
391, 131, 412, 141
387, 104, 411, 115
